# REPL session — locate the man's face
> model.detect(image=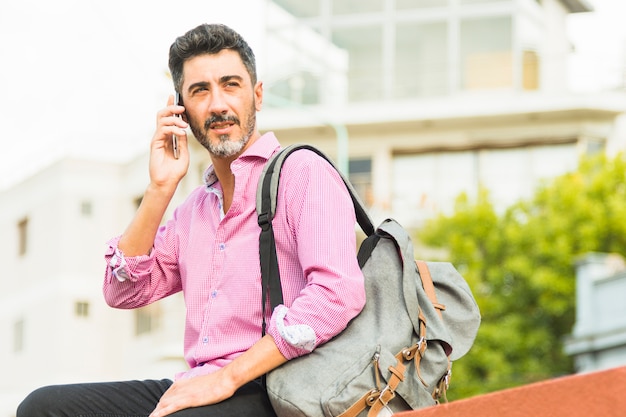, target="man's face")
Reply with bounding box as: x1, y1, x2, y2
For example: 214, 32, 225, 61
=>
180, 50, 262, 158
